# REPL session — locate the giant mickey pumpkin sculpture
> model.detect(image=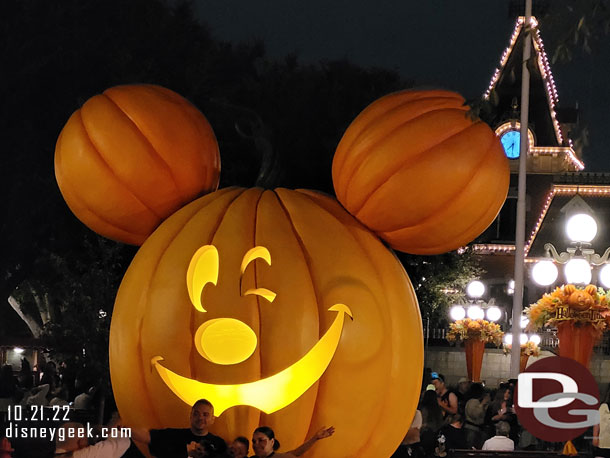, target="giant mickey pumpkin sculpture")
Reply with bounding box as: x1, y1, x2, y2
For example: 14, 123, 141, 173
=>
55, 86, 508, 458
